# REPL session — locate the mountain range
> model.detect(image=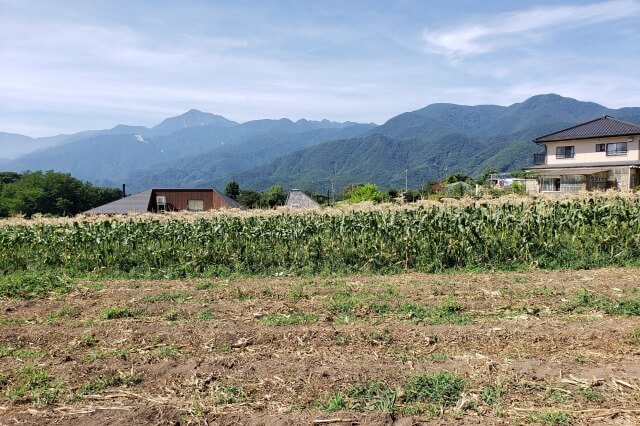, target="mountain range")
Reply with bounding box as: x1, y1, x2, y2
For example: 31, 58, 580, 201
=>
4, 94, 640, 193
